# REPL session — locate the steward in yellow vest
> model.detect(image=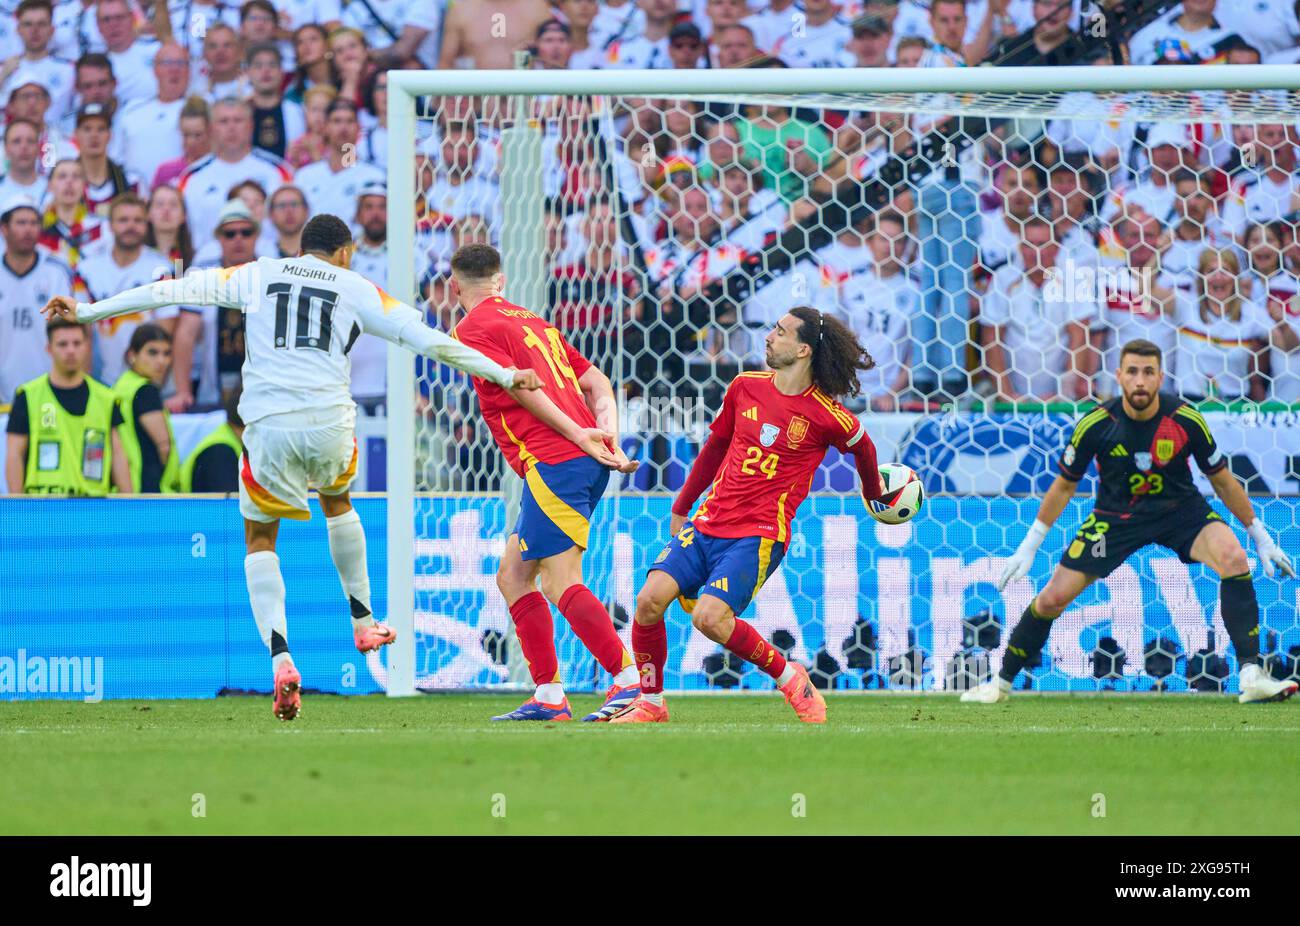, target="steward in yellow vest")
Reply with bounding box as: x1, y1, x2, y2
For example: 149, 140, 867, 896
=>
4, 319, 129, 496
112, 324, 180, 493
